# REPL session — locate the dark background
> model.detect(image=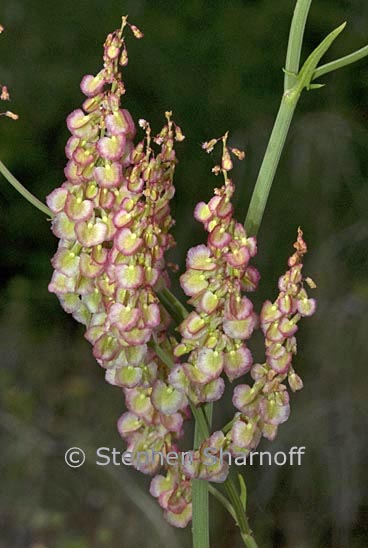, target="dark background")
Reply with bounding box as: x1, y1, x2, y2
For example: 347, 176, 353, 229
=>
0, 1, 367, 547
